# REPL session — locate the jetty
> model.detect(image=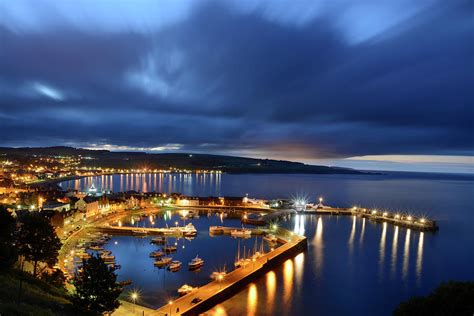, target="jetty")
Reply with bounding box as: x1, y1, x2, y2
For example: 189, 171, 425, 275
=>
93, 225, 191, 236
303, 206, 438, 231
152, 228, 306, 316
